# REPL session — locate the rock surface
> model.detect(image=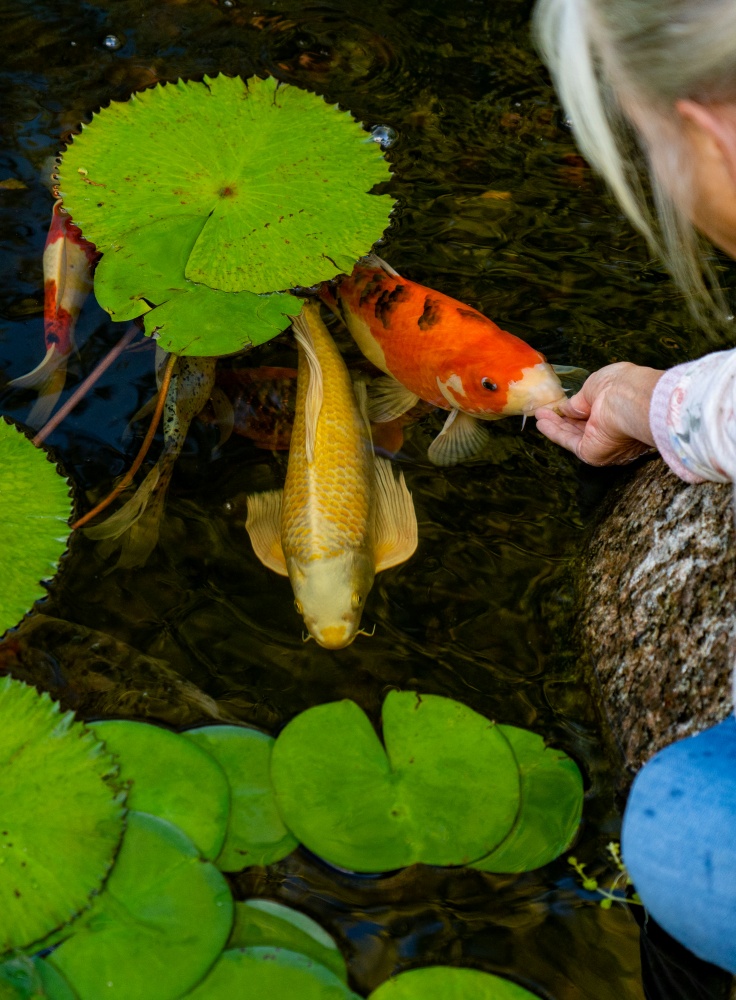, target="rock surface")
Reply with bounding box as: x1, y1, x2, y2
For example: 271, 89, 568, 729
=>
580, 458, 735, 772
